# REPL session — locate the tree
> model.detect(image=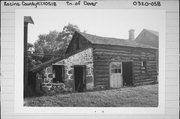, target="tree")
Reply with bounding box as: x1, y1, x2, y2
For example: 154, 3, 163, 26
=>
34, 30, 59, 54
57, 23, 80, 51
34, 23, 80, 56
28, 23, 80, 69
27, 43, 41, 71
